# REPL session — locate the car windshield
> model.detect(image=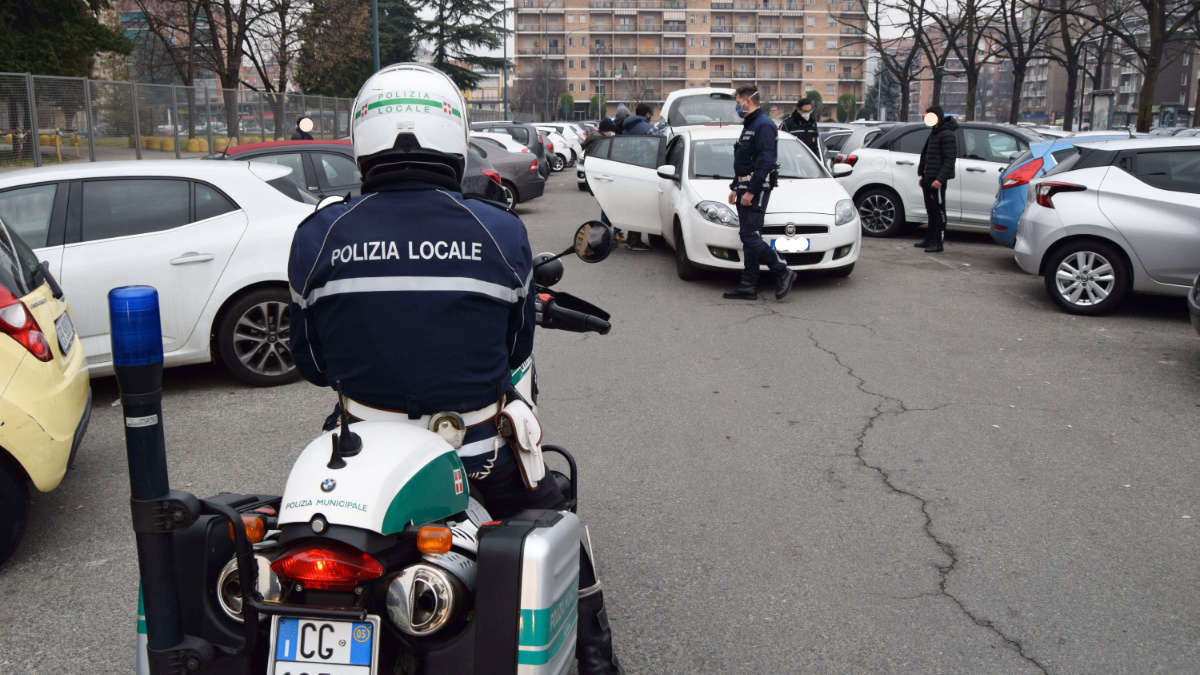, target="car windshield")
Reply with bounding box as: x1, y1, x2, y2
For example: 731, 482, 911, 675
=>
690, 138, 825, 180
668, 93, 741, 127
